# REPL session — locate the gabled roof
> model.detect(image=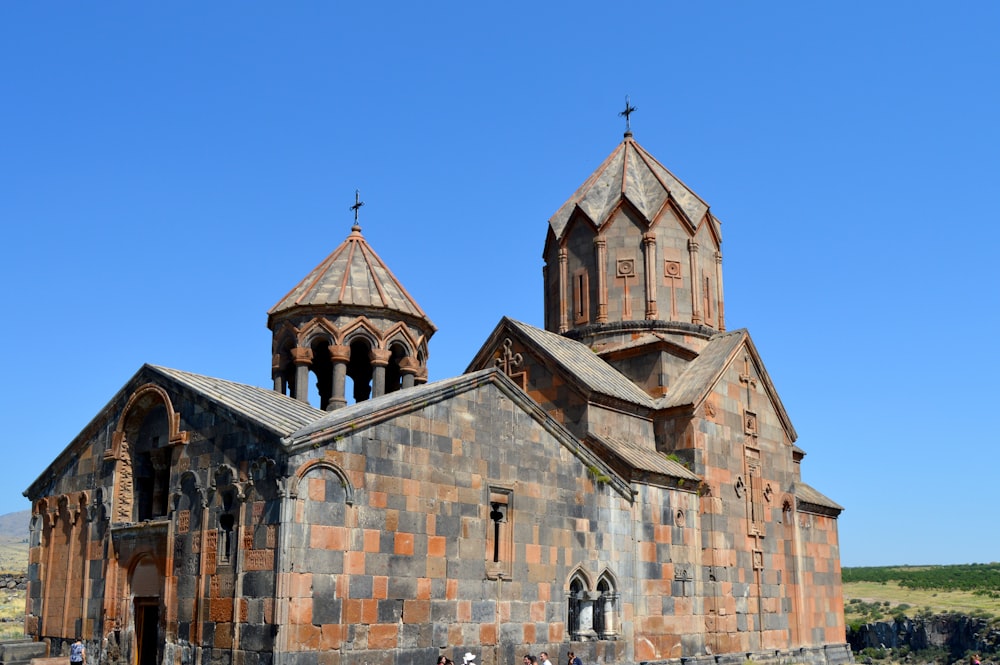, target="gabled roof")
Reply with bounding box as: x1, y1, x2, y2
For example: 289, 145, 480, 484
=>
285, 368, 634, 501
657, 329, 798, 442
268, 224, 435, 331
467, 317, 656, 409
793, 481, 844, 515
25, 364, 325, 501
589, 433, 700, 483
150, 366, 324, 436
548, 134, 715, 240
